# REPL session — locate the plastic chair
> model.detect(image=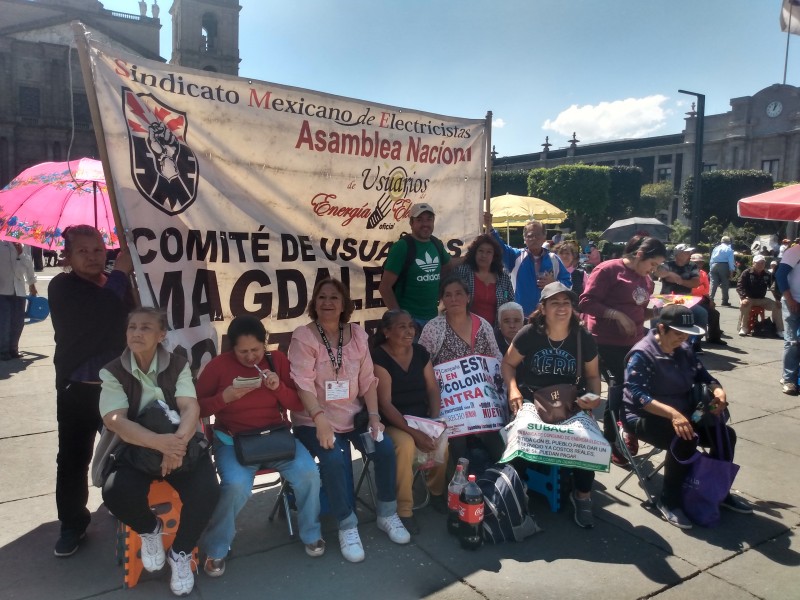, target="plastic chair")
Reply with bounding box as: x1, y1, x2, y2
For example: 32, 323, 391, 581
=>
115, 480, 198, 589
748, 305, 765, 332
525, 465, 562, 512
24, 295, 49, 324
